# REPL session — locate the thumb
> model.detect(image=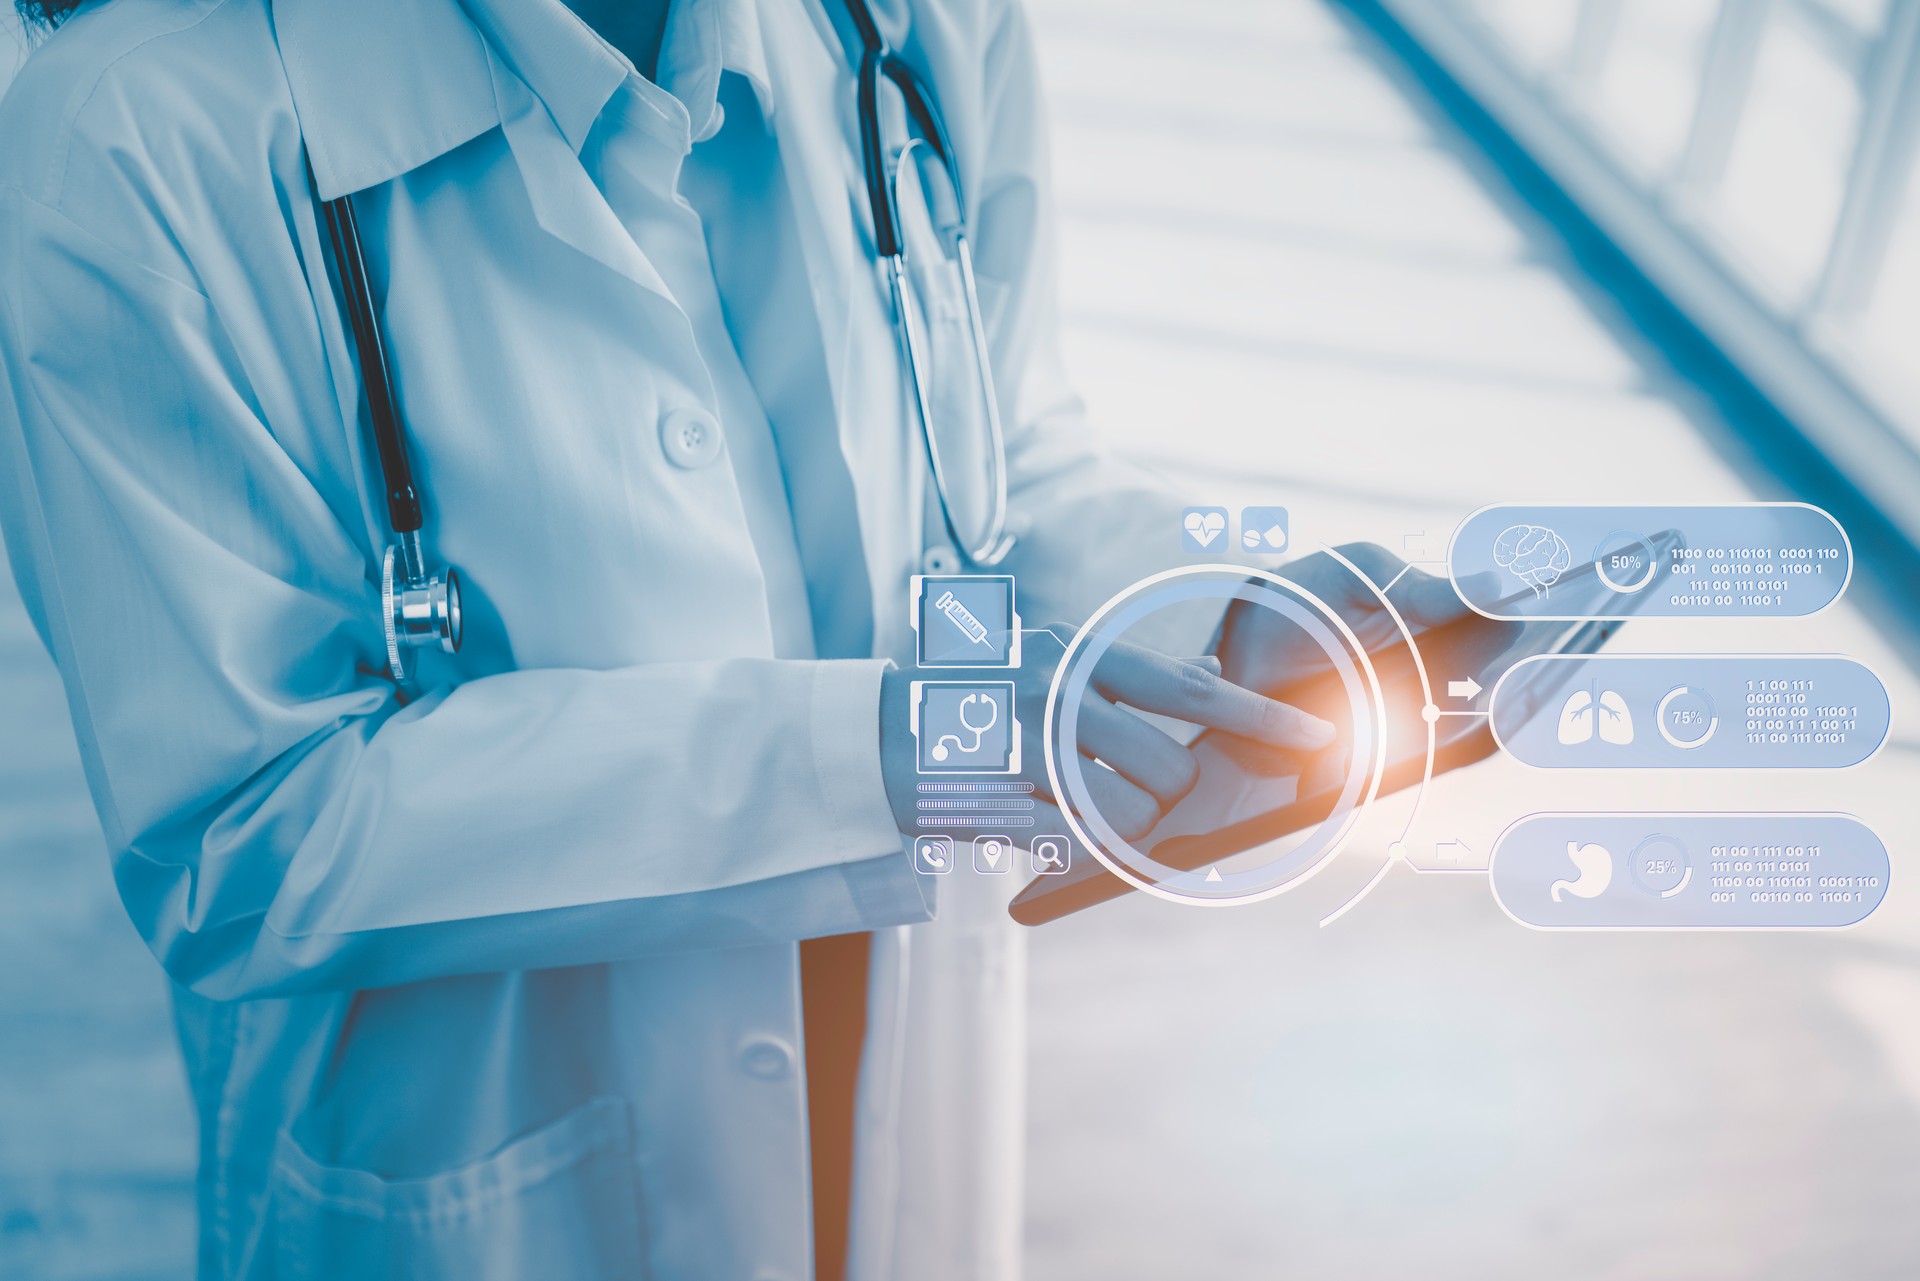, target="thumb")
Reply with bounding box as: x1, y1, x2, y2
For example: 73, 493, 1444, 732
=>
1393, 569, 1474, 627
